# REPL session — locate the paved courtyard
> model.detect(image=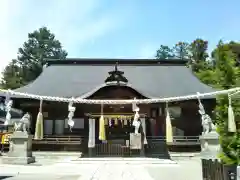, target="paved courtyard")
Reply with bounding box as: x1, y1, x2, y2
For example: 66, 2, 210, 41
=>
0, 153, 203, 180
